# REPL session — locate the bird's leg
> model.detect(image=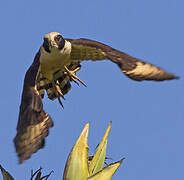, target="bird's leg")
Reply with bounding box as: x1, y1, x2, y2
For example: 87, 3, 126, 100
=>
51, 79, 64, 108
64, 65, 87, 87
